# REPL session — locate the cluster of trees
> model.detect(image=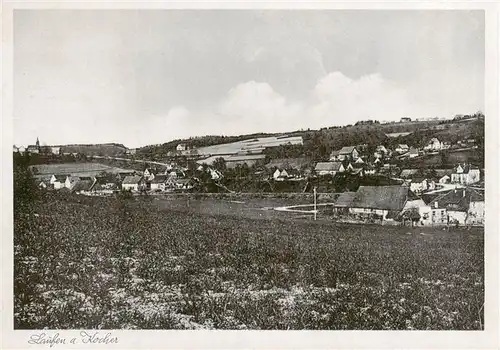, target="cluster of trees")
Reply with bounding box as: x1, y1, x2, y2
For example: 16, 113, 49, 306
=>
13, 154, 39, 215
13, 152, 88, 167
